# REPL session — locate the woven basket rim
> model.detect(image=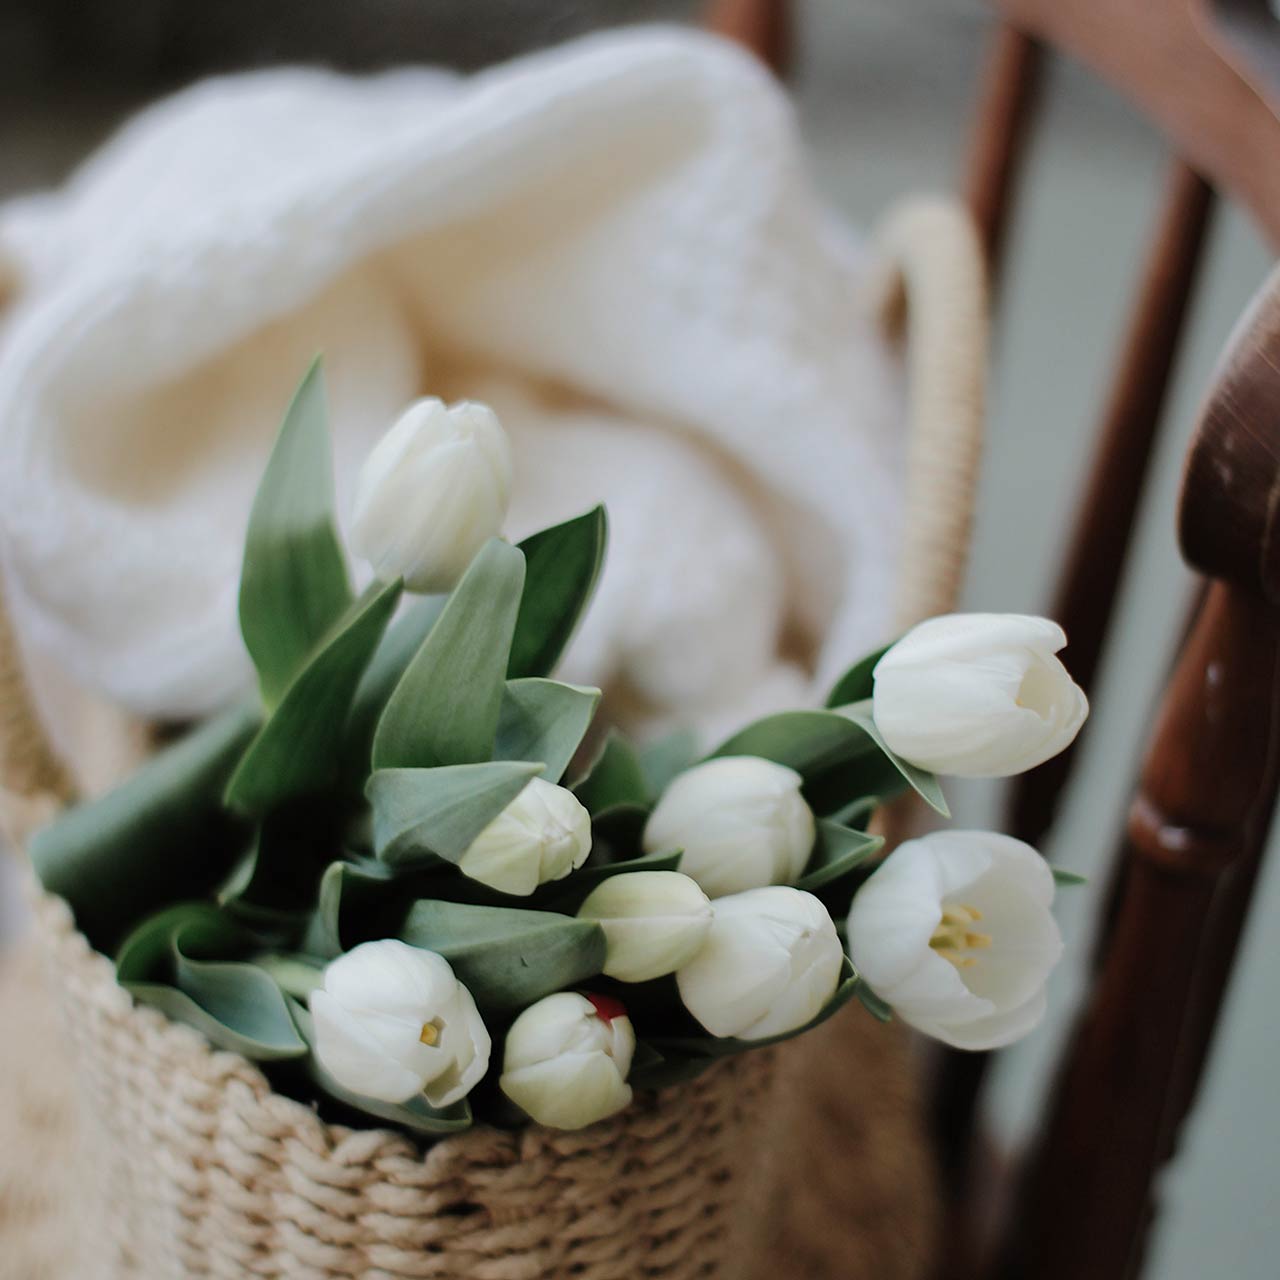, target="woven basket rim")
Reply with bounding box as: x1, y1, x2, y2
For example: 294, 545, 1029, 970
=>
32, 879, 750, 1172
